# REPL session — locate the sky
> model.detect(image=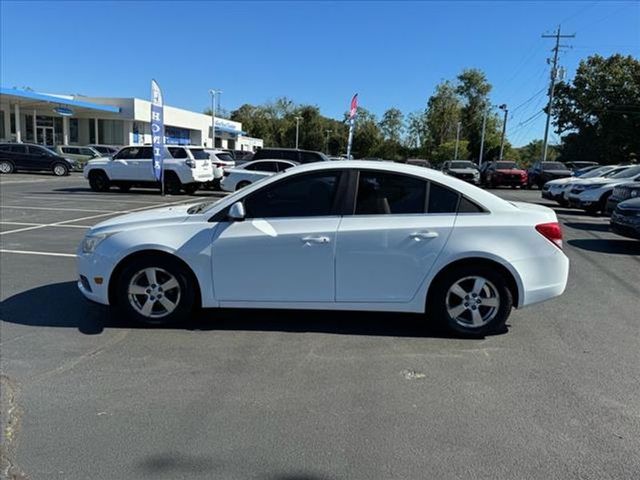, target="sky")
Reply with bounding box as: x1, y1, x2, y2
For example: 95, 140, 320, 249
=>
1, 0, 638, 146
